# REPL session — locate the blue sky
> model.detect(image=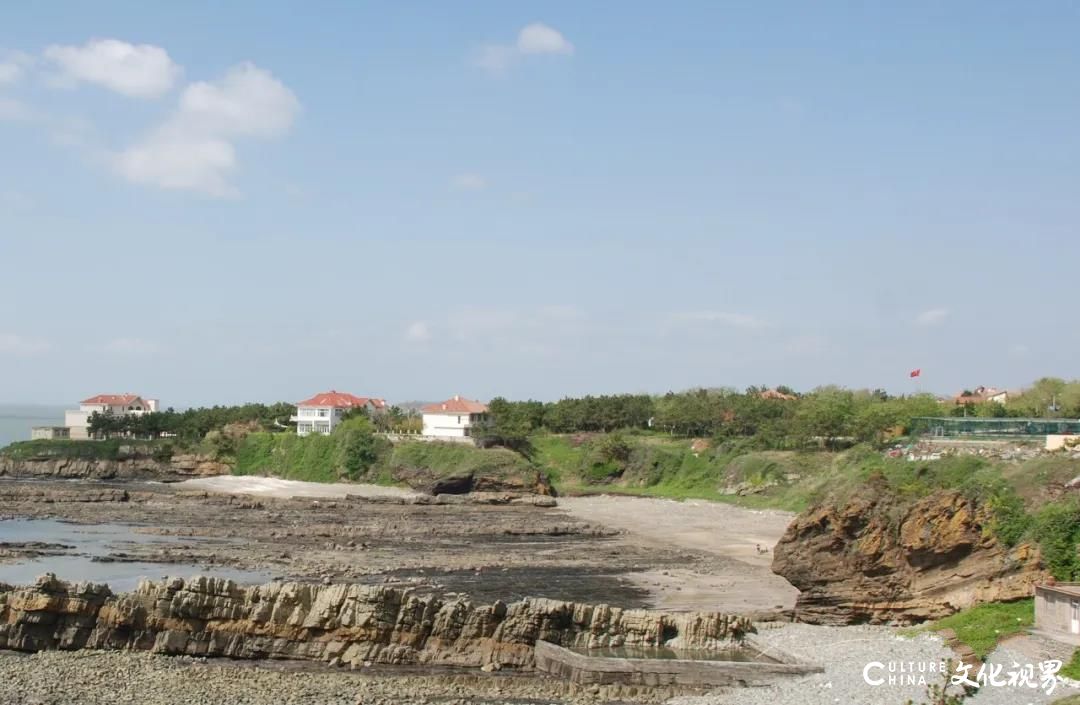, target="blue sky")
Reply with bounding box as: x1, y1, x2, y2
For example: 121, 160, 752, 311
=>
2, 2, 1079, 406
